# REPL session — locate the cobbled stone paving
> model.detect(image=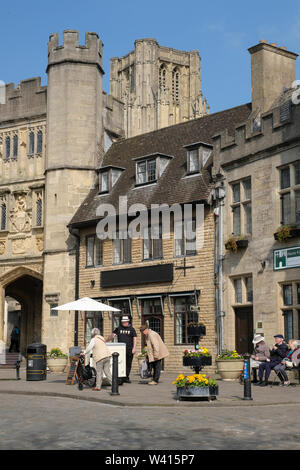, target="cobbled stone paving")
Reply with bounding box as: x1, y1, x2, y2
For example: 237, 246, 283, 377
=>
0, 394, 300, 450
